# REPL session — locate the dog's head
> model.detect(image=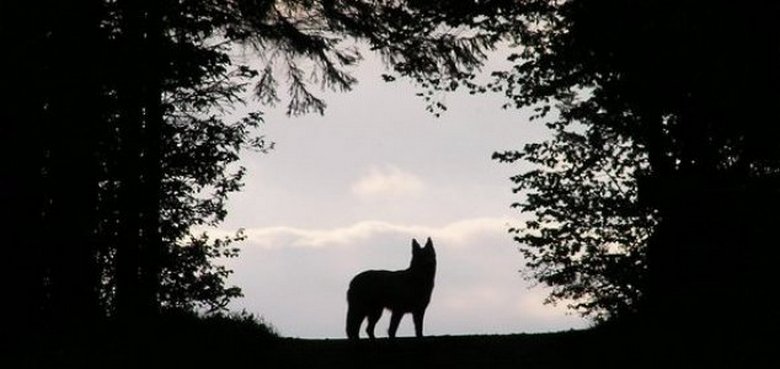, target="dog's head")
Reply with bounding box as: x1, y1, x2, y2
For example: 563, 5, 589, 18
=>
411, 237, 436, 270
